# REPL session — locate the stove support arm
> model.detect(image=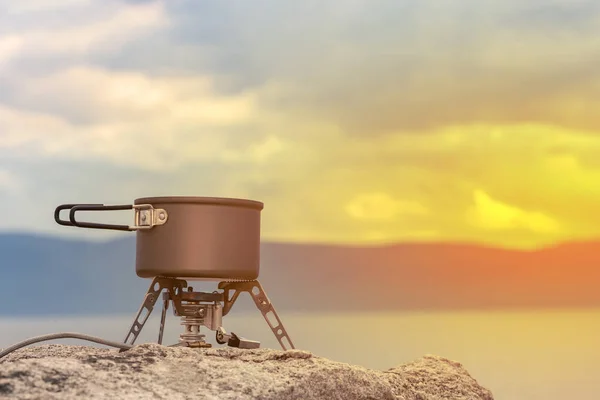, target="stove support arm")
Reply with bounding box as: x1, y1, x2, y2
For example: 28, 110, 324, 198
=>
218, 280, 295, 351
121, 277, 187, 350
